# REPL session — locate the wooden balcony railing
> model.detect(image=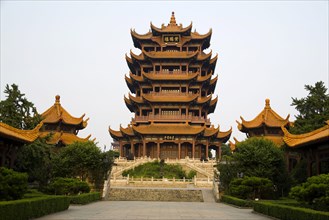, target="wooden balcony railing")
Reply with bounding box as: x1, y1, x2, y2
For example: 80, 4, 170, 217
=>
132, 114, 210, 123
